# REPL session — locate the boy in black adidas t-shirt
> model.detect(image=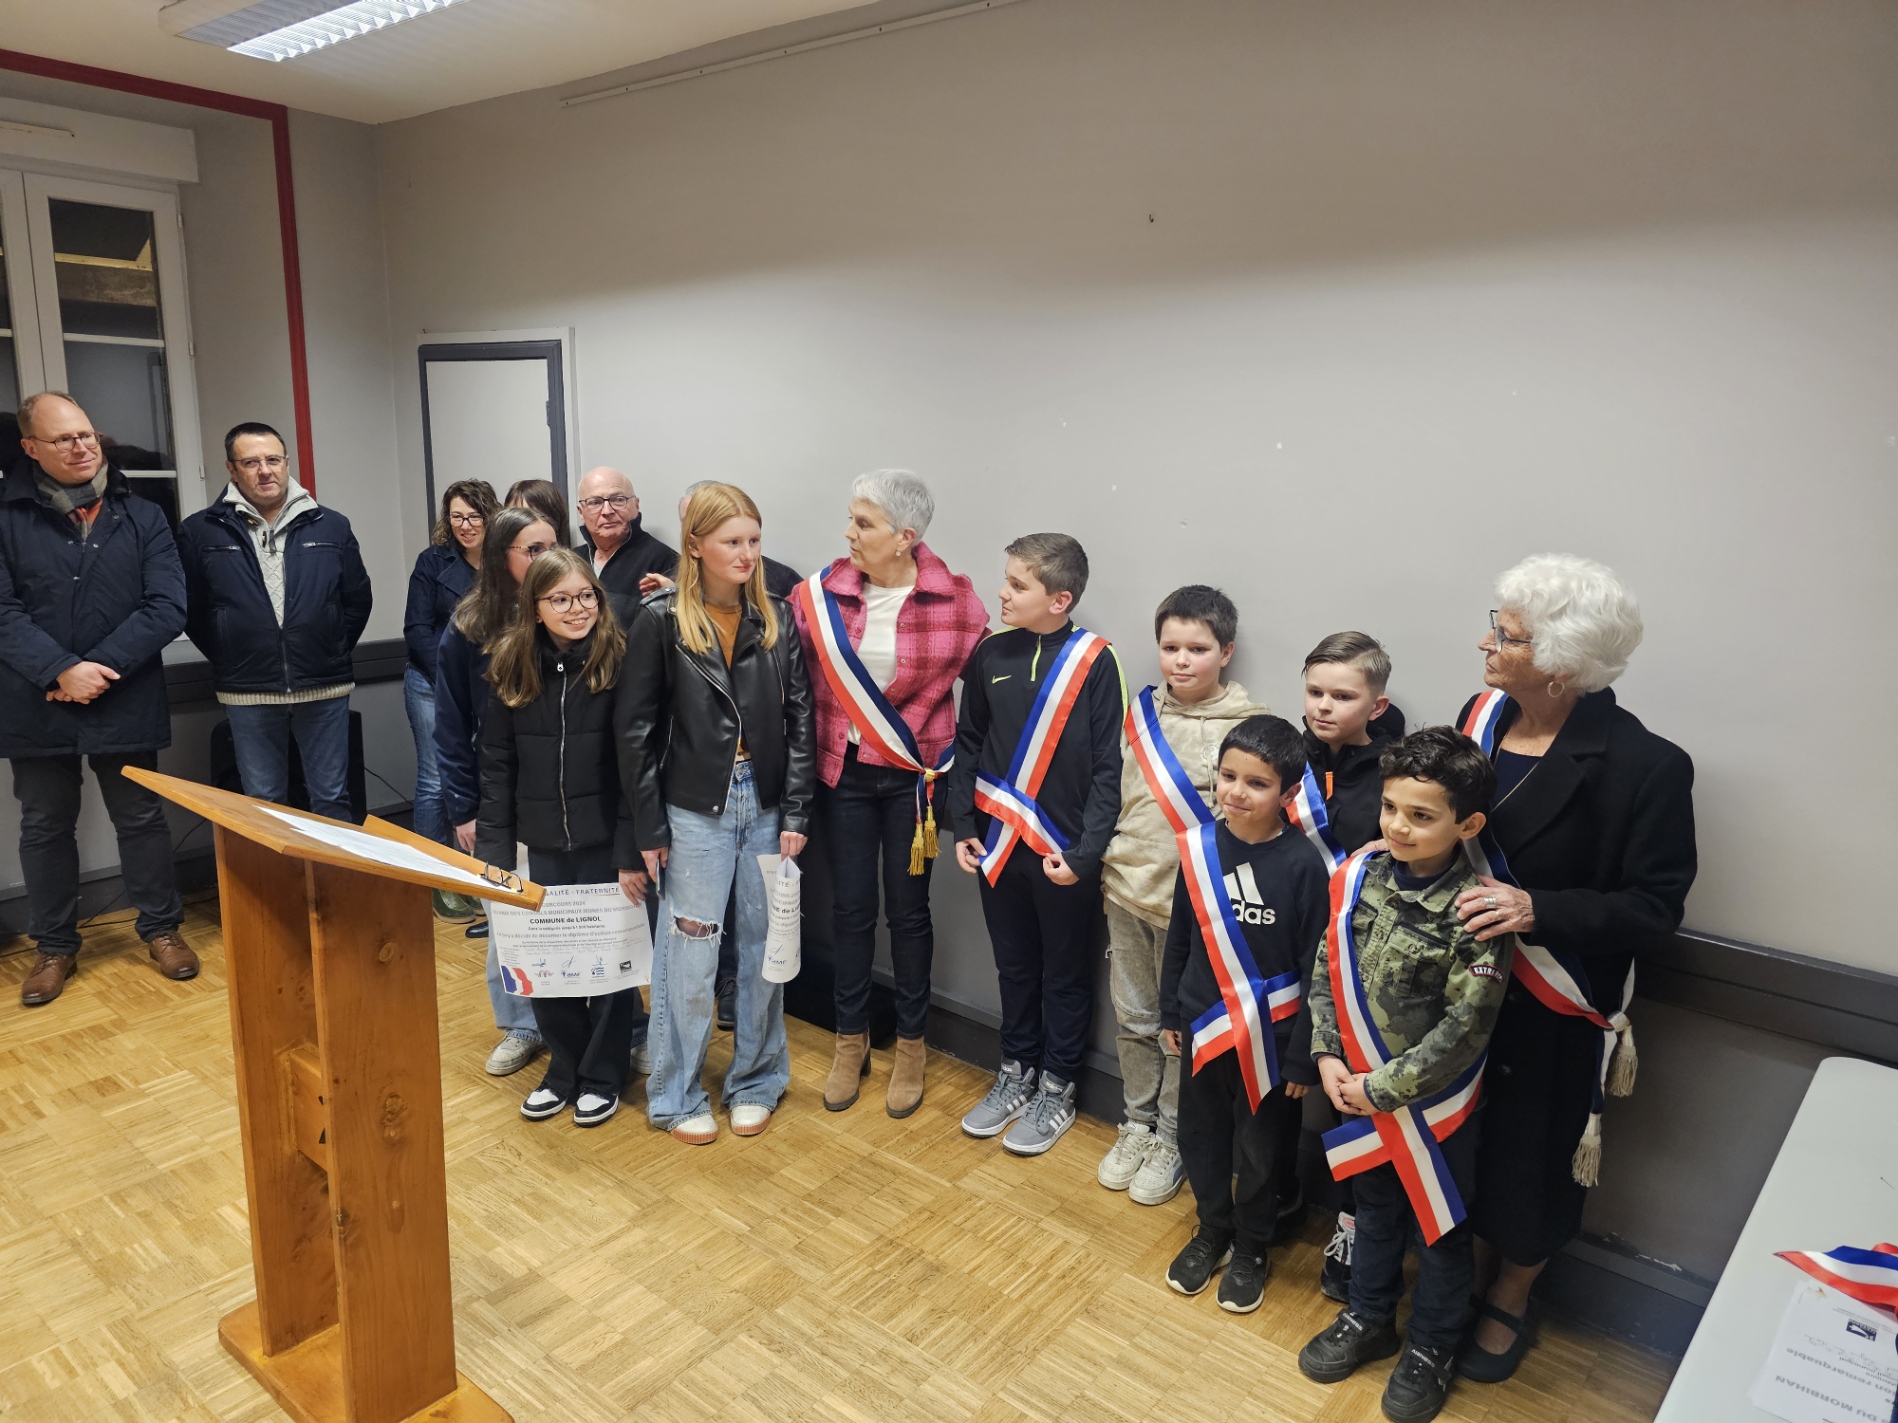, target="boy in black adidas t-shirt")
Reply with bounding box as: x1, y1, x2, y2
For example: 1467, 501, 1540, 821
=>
1159, 715, 1330, 1314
